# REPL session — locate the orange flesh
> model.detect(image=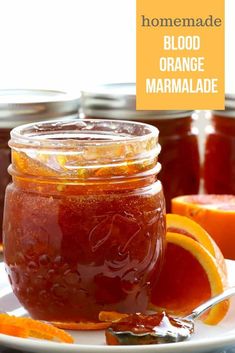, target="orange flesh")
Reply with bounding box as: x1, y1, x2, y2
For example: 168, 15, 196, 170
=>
182, 194, 235, 206
182, 195, 235, 211
151, 243, 211, 314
